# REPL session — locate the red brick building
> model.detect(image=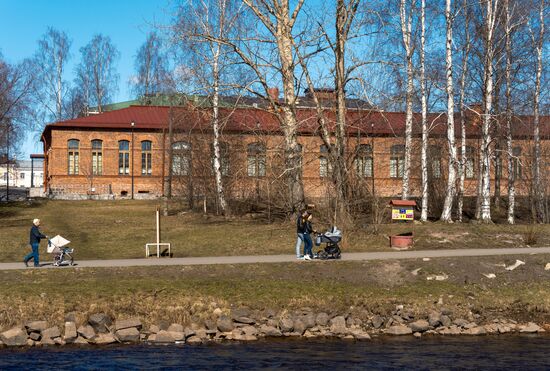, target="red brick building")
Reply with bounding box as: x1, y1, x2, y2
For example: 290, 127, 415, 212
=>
40, 101, 550, 206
